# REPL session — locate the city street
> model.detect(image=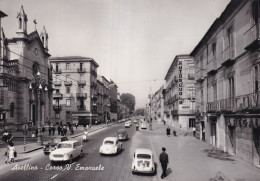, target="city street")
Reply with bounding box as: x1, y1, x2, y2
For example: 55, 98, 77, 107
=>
0, 120, 259, 181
